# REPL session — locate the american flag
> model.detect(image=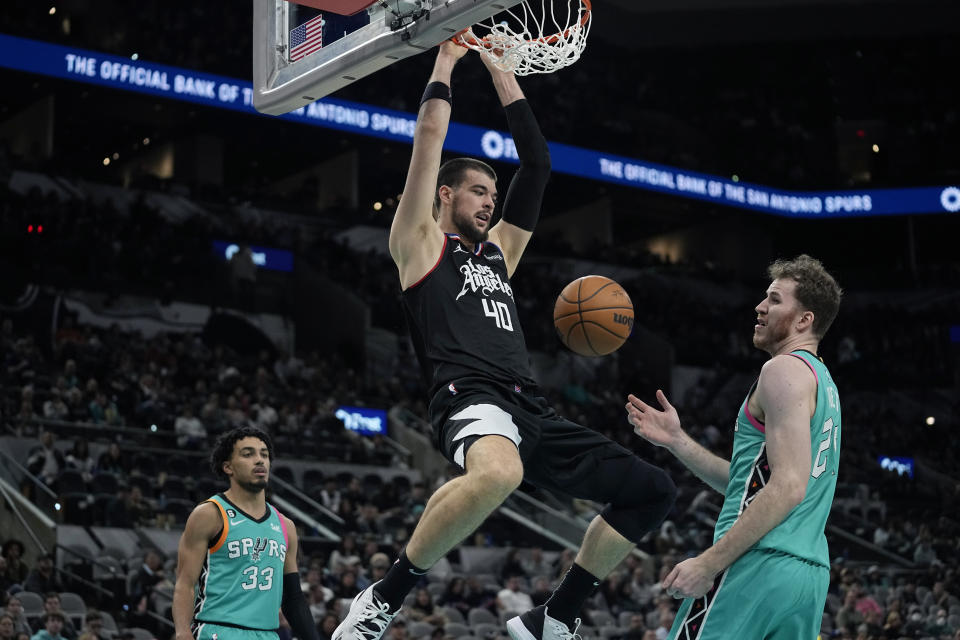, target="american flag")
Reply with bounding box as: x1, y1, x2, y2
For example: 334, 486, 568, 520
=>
289, 14, 325, 61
